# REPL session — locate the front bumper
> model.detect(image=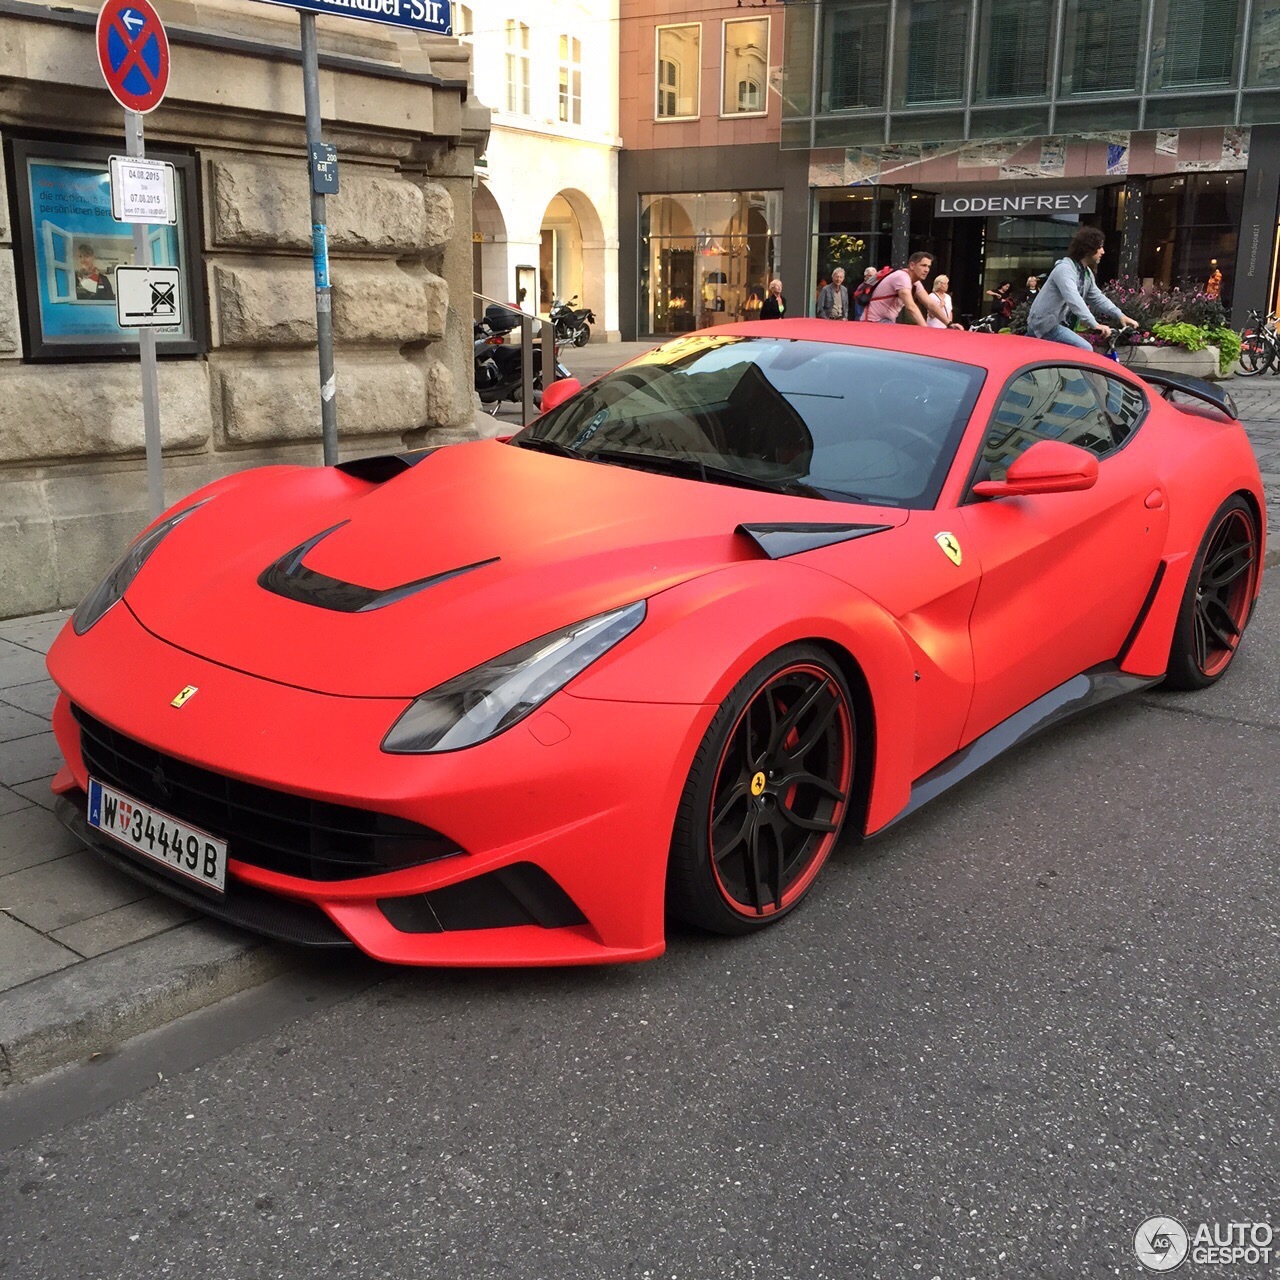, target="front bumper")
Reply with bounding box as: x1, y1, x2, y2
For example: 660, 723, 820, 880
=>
47, 604, 712, 966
